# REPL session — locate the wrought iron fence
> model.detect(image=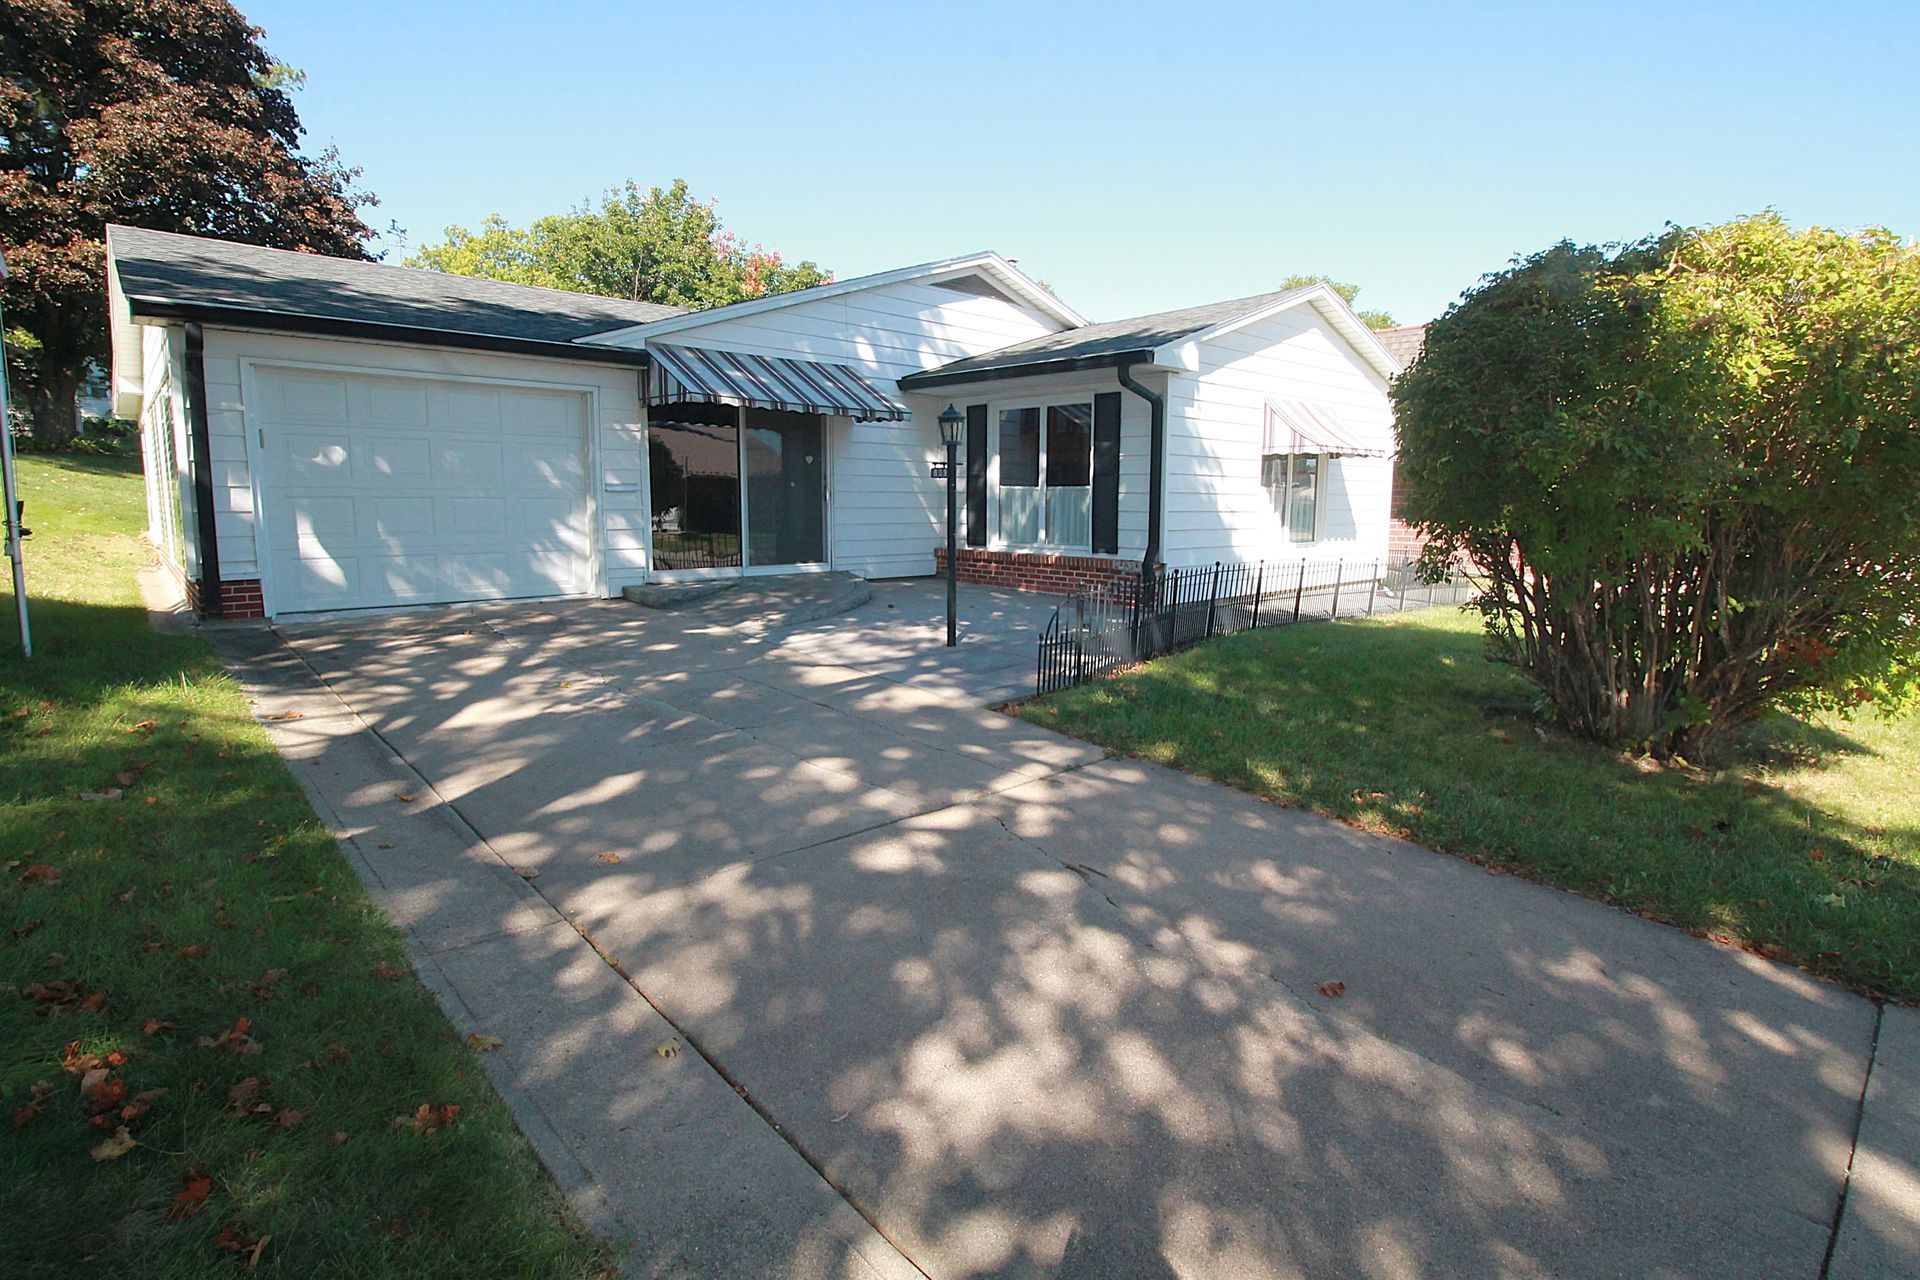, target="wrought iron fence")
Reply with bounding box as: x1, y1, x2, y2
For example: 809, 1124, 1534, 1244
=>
1035, 556, 1480, 696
